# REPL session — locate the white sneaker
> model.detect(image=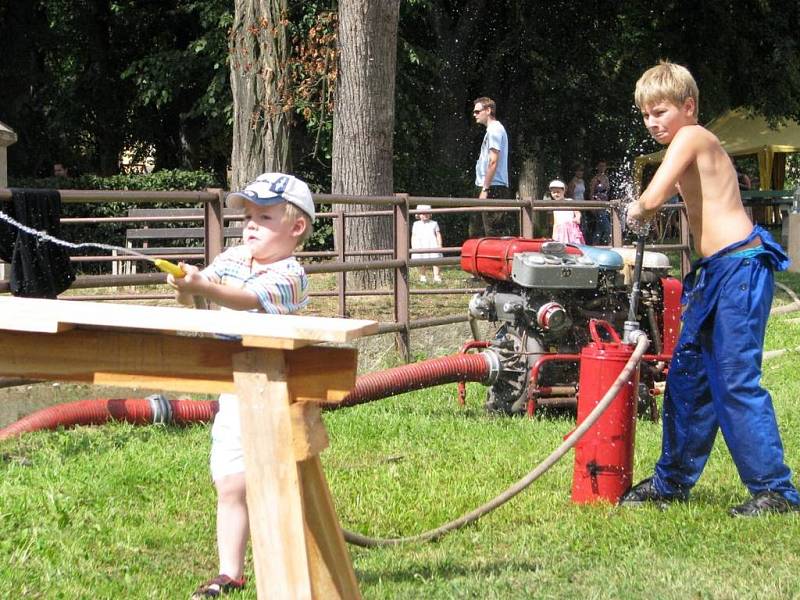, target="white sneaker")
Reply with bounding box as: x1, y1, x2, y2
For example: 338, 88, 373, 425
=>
420, 275, 427, 283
